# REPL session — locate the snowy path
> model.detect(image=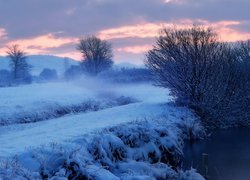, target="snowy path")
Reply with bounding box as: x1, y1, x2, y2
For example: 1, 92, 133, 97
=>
0, 83, 171, 157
